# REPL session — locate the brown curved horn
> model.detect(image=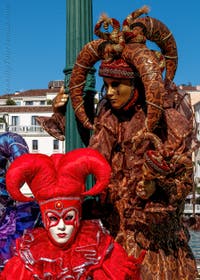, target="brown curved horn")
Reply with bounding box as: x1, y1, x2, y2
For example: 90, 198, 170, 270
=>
69, 39, 105, 130
125, 16, 178, 82
145, 17, 178, 82
122, 43, 165, 131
